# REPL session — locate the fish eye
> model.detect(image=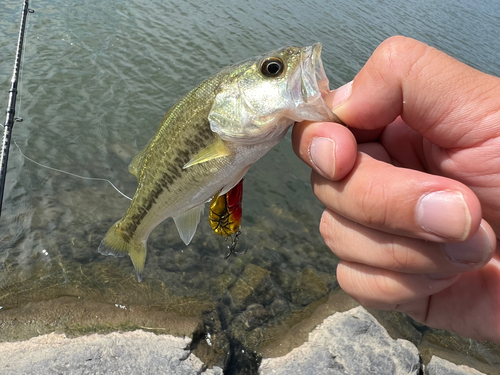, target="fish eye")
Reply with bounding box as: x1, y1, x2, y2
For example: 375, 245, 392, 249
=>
260, 57, 285, 77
